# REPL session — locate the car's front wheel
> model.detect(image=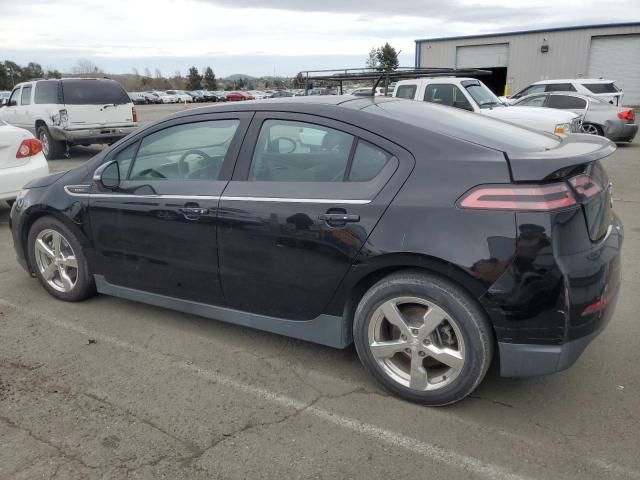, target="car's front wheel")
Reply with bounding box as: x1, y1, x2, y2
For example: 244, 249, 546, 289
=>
353, 271, 494, 406
28, 217, 95, 302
